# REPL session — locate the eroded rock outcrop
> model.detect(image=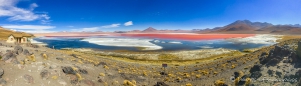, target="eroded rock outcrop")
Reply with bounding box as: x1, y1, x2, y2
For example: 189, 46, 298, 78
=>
260, 45, 297, 67
297, 41, 301, 58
